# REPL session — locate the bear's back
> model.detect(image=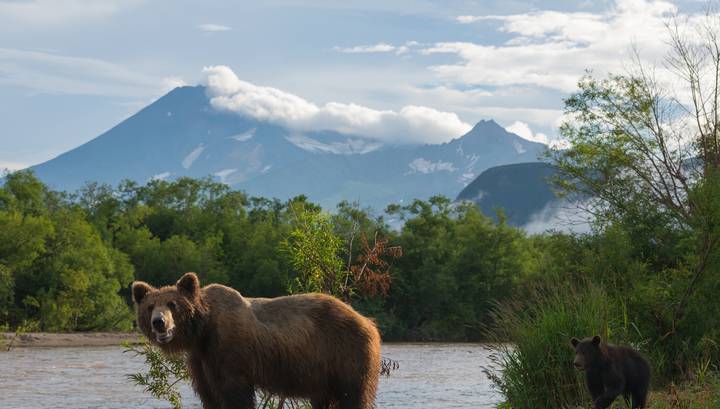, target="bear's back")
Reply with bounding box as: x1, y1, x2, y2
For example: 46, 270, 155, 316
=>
607, 345, 651, 384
